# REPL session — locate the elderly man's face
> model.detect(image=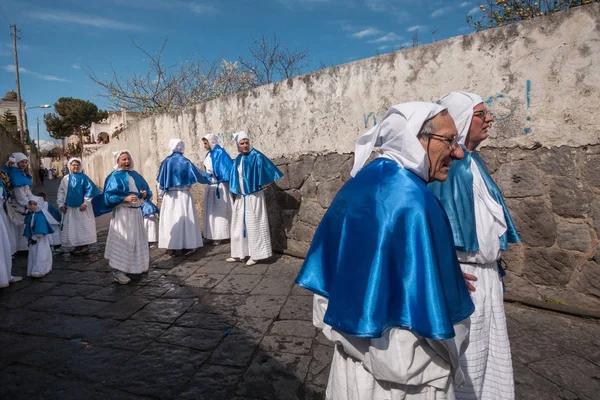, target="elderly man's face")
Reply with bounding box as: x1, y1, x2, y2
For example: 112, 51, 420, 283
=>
465, 103, 493, 151
70, 161, 81, 173
421, 113, 464, 182
118, 153, 133, 170
17, 160, 28, 170
202, 139, 211, 151
238, 139, 250, 154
